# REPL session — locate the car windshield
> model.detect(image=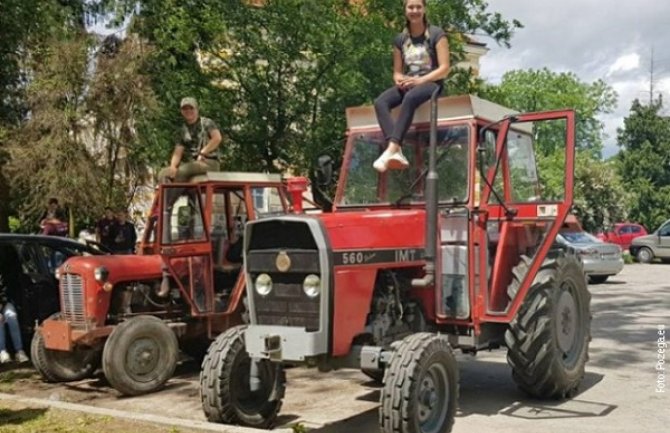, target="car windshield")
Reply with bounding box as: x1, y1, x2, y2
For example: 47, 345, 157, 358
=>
339, 125, 470, 206
560, 231, 600, 244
